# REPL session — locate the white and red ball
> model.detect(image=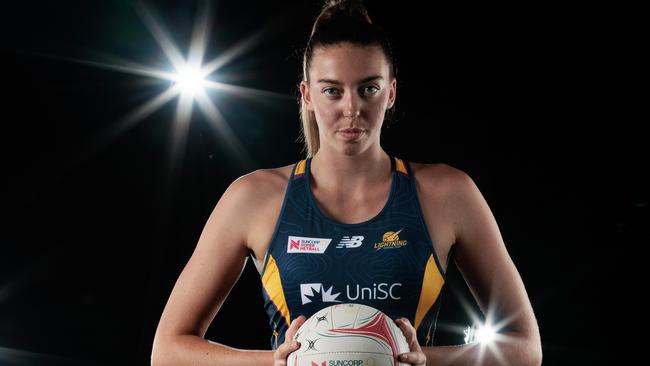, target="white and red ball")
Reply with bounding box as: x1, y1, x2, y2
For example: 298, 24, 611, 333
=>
287, 303, 410, 366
